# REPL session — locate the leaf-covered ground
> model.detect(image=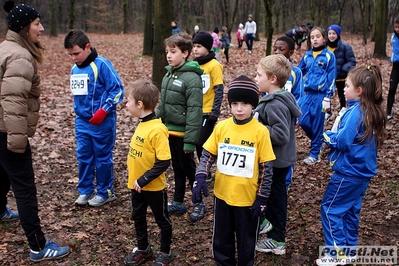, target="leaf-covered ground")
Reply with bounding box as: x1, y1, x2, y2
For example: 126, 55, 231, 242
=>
0, 33, 398, 266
